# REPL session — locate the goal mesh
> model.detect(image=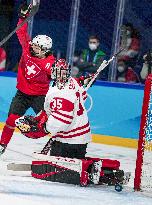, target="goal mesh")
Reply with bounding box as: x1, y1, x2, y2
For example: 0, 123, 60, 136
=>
134, 75, 152, 192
